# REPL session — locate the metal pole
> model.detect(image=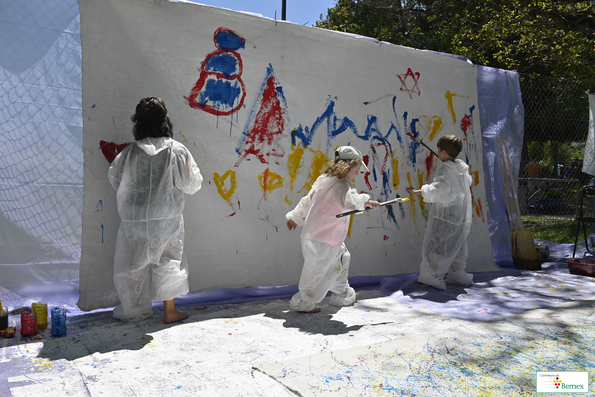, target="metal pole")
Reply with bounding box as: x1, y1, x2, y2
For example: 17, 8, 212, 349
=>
282, 0, 286, 20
